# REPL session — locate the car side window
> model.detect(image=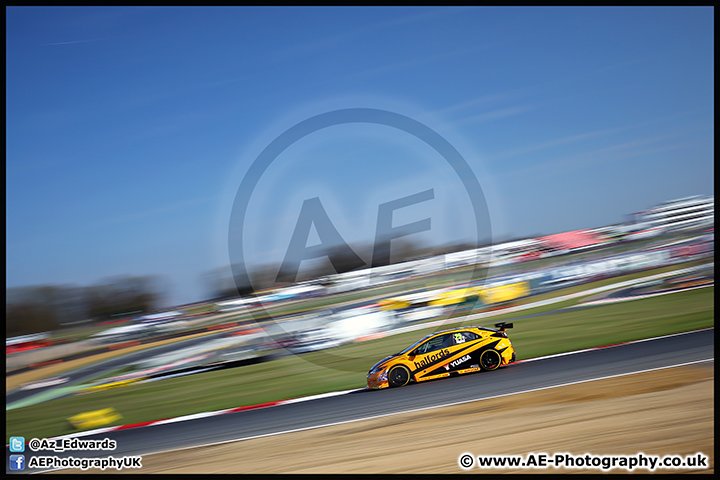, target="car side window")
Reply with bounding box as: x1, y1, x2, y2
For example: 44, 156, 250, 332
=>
452, 331, 480, 345
416, 334, 452, 354
461, 331, 479, 342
